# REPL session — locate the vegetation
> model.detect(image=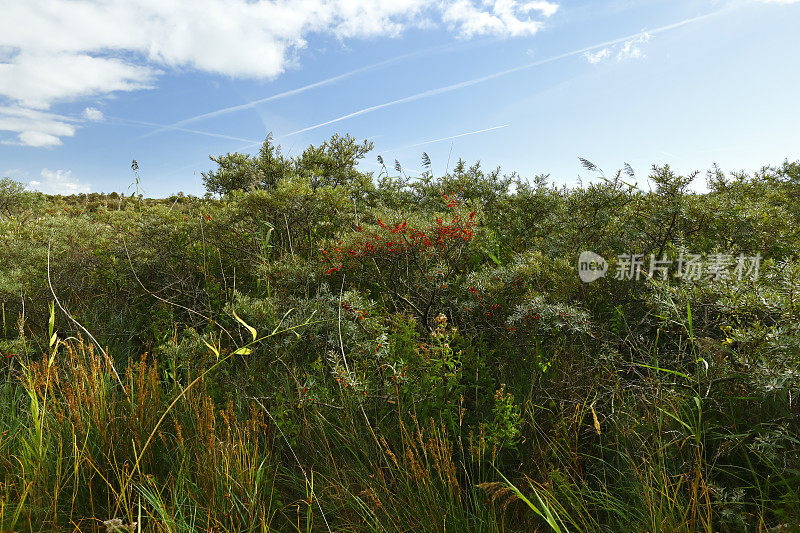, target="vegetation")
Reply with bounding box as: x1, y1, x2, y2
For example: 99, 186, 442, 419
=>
0, 135, 798, 532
